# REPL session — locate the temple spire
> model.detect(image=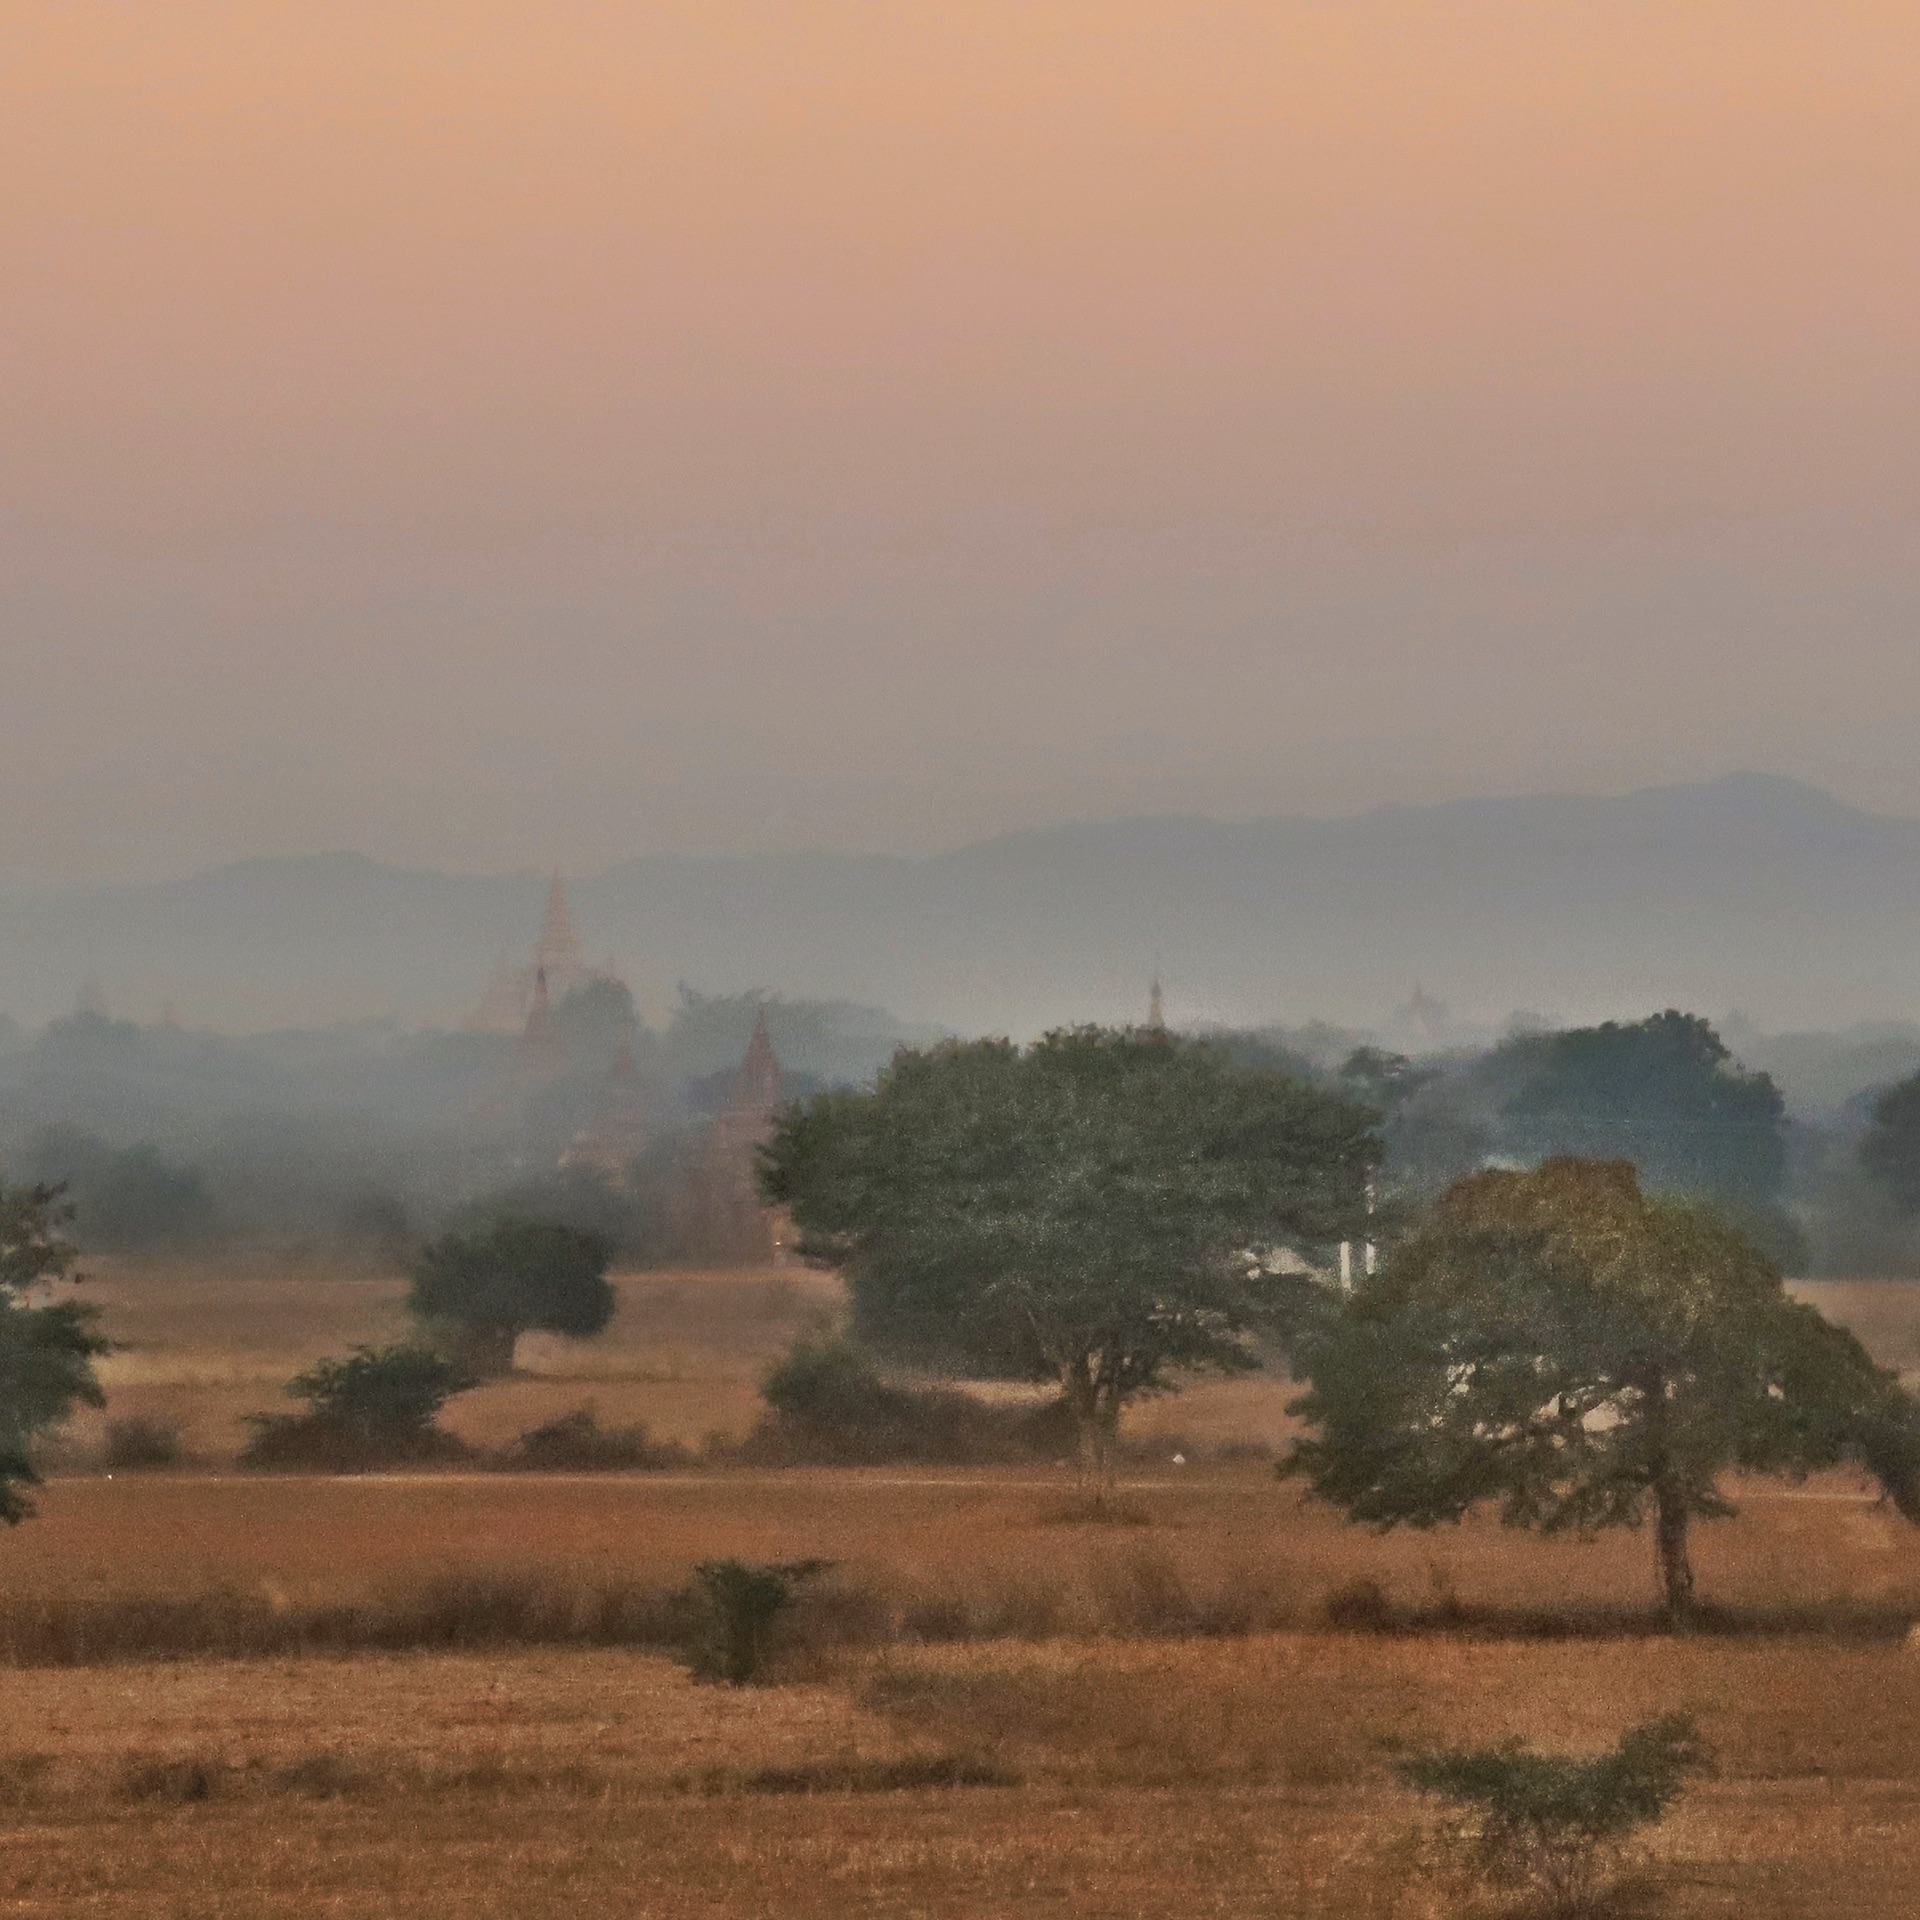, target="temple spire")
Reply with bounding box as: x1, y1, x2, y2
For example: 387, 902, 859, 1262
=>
733, 1006, 783, 1117
1147, 969, 1165, 1033
534, 873, 585, 987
